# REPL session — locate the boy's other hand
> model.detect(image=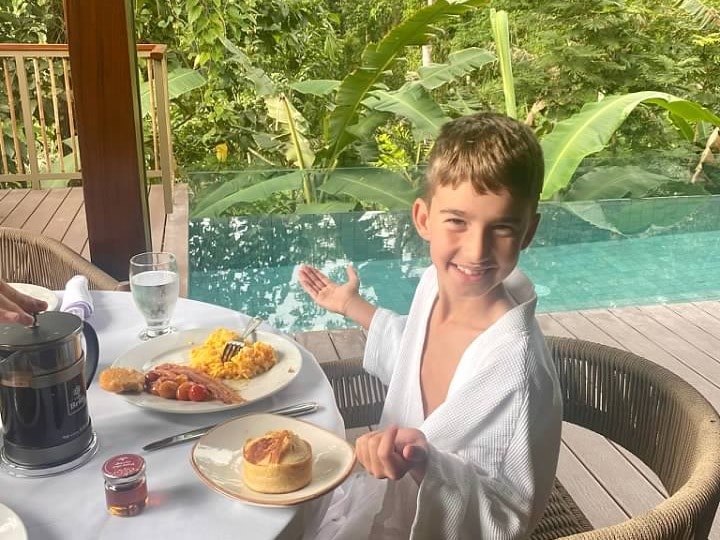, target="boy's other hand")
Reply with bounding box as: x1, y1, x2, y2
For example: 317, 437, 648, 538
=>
297, 264, 360, 315
0, 279, 48, 326
356, 425, 428, 484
